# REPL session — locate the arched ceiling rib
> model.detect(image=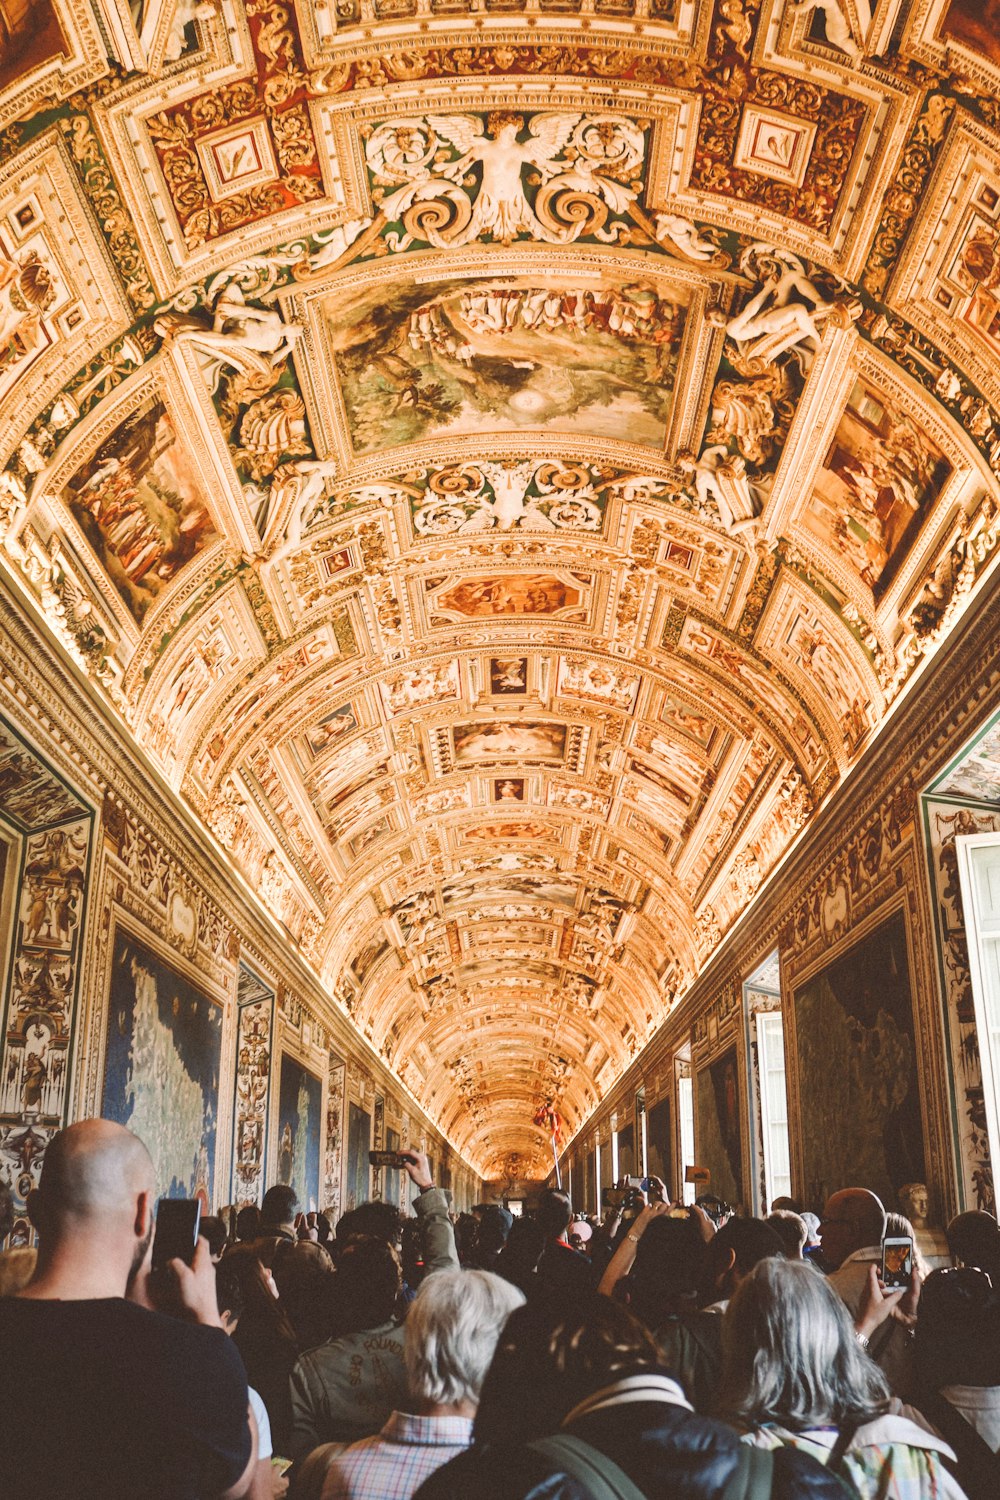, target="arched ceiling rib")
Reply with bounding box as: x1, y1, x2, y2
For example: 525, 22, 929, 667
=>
2, 0, 1000, 1174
